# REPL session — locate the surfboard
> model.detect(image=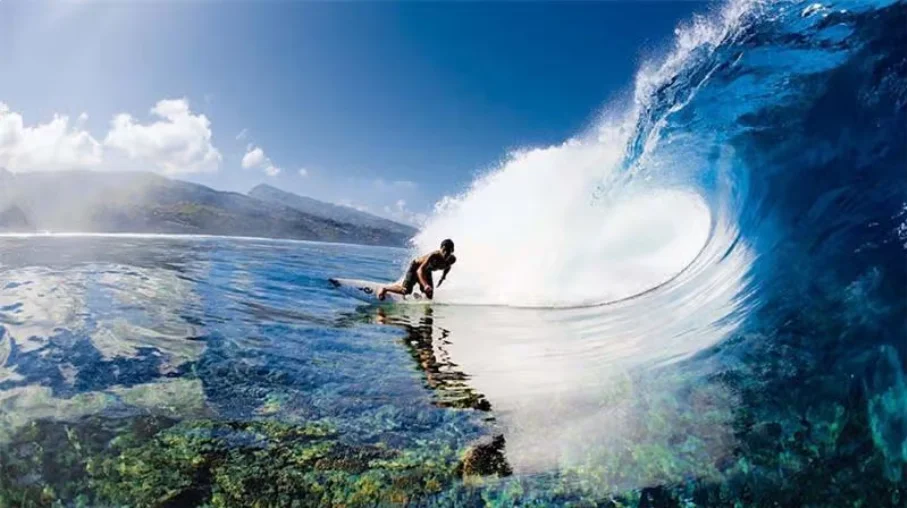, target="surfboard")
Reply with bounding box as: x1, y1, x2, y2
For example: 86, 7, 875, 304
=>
328, 278, 430, 304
